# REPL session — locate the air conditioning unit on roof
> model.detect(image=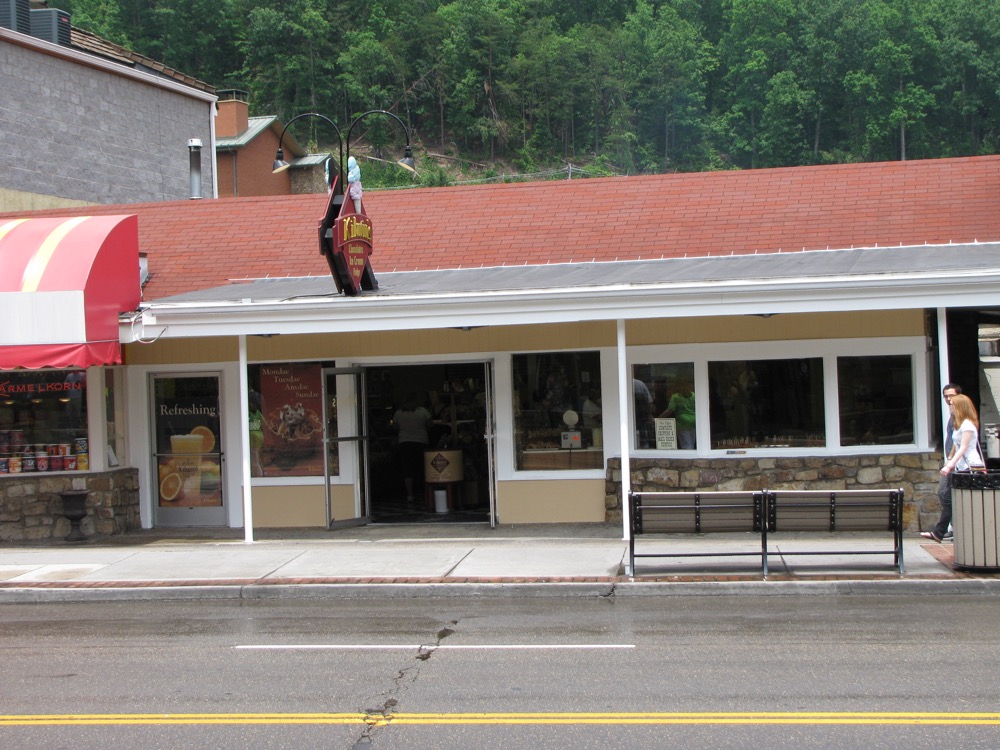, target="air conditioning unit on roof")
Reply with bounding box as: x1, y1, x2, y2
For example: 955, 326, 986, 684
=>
0, 0, 30, 35
29, 7, 70, 47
